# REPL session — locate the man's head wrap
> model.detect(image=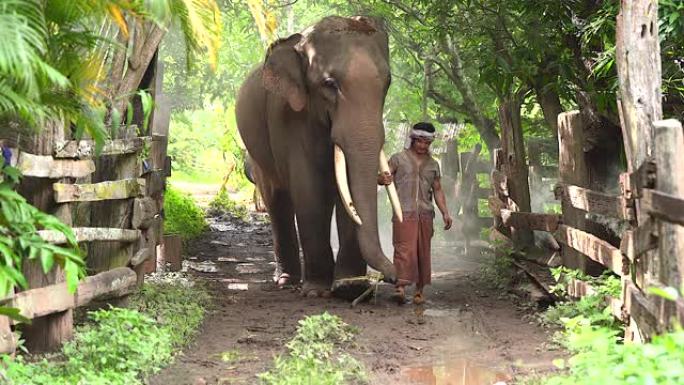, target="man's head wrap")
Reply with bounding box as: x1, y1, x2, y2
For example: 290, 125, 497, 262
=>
404, 122, 436, 149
